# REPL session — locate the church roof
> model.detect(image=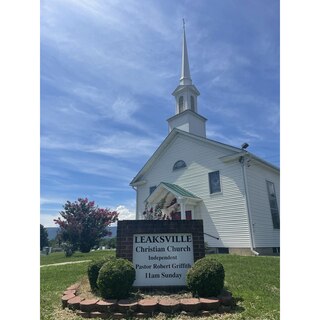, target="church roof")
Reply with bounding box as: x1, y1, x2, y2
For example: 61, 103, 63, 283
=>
130, 128, 279, 186
167, 109, 207, 122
